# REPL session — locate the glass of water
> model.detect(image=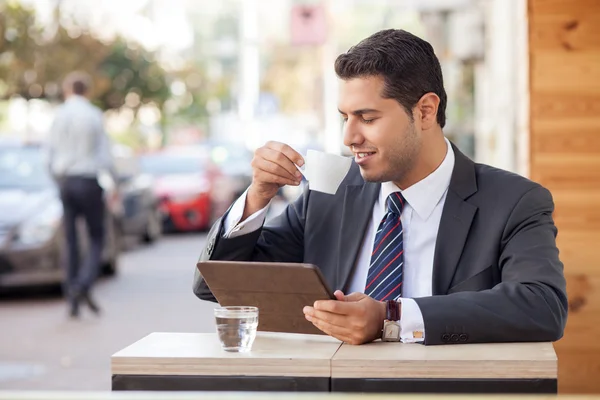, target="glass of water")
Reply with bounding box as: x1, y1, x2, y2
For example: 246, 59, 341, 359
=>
214, 306, 259, 352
